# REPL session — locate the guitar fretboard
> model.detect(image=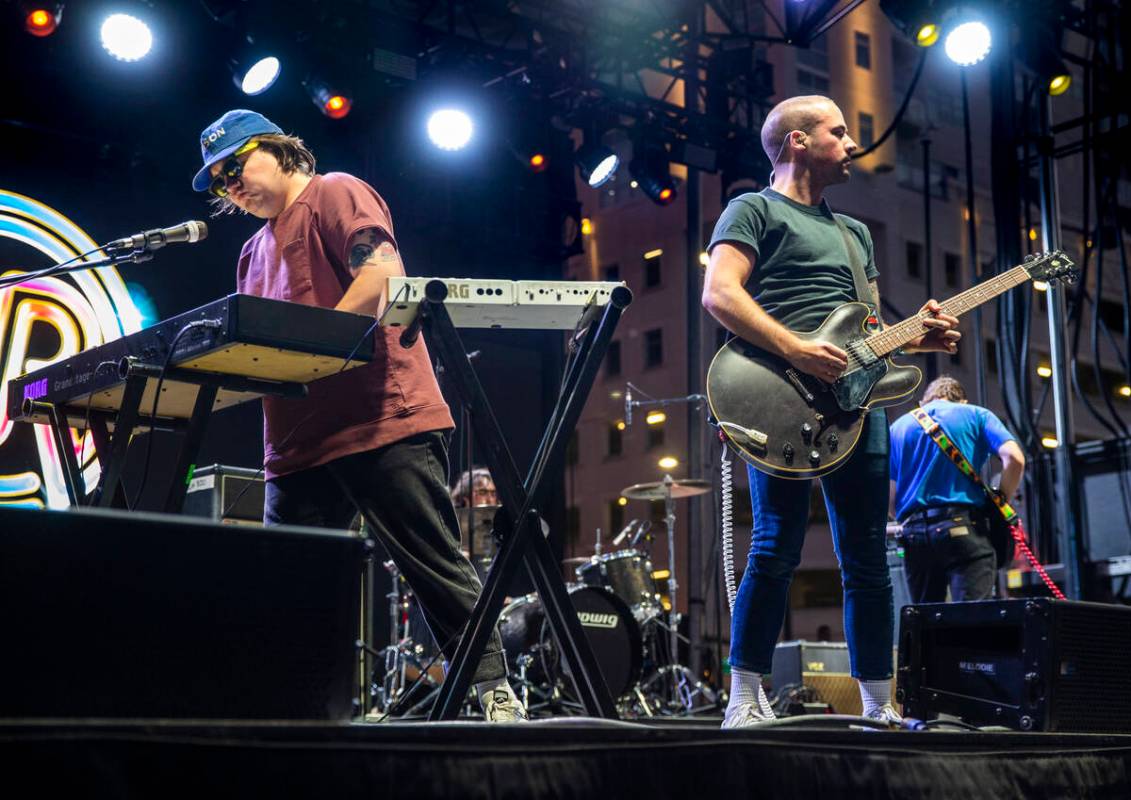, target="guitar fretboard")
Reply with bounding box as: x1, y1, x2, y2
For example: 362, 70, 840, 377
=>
865, 265, 1032, 358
